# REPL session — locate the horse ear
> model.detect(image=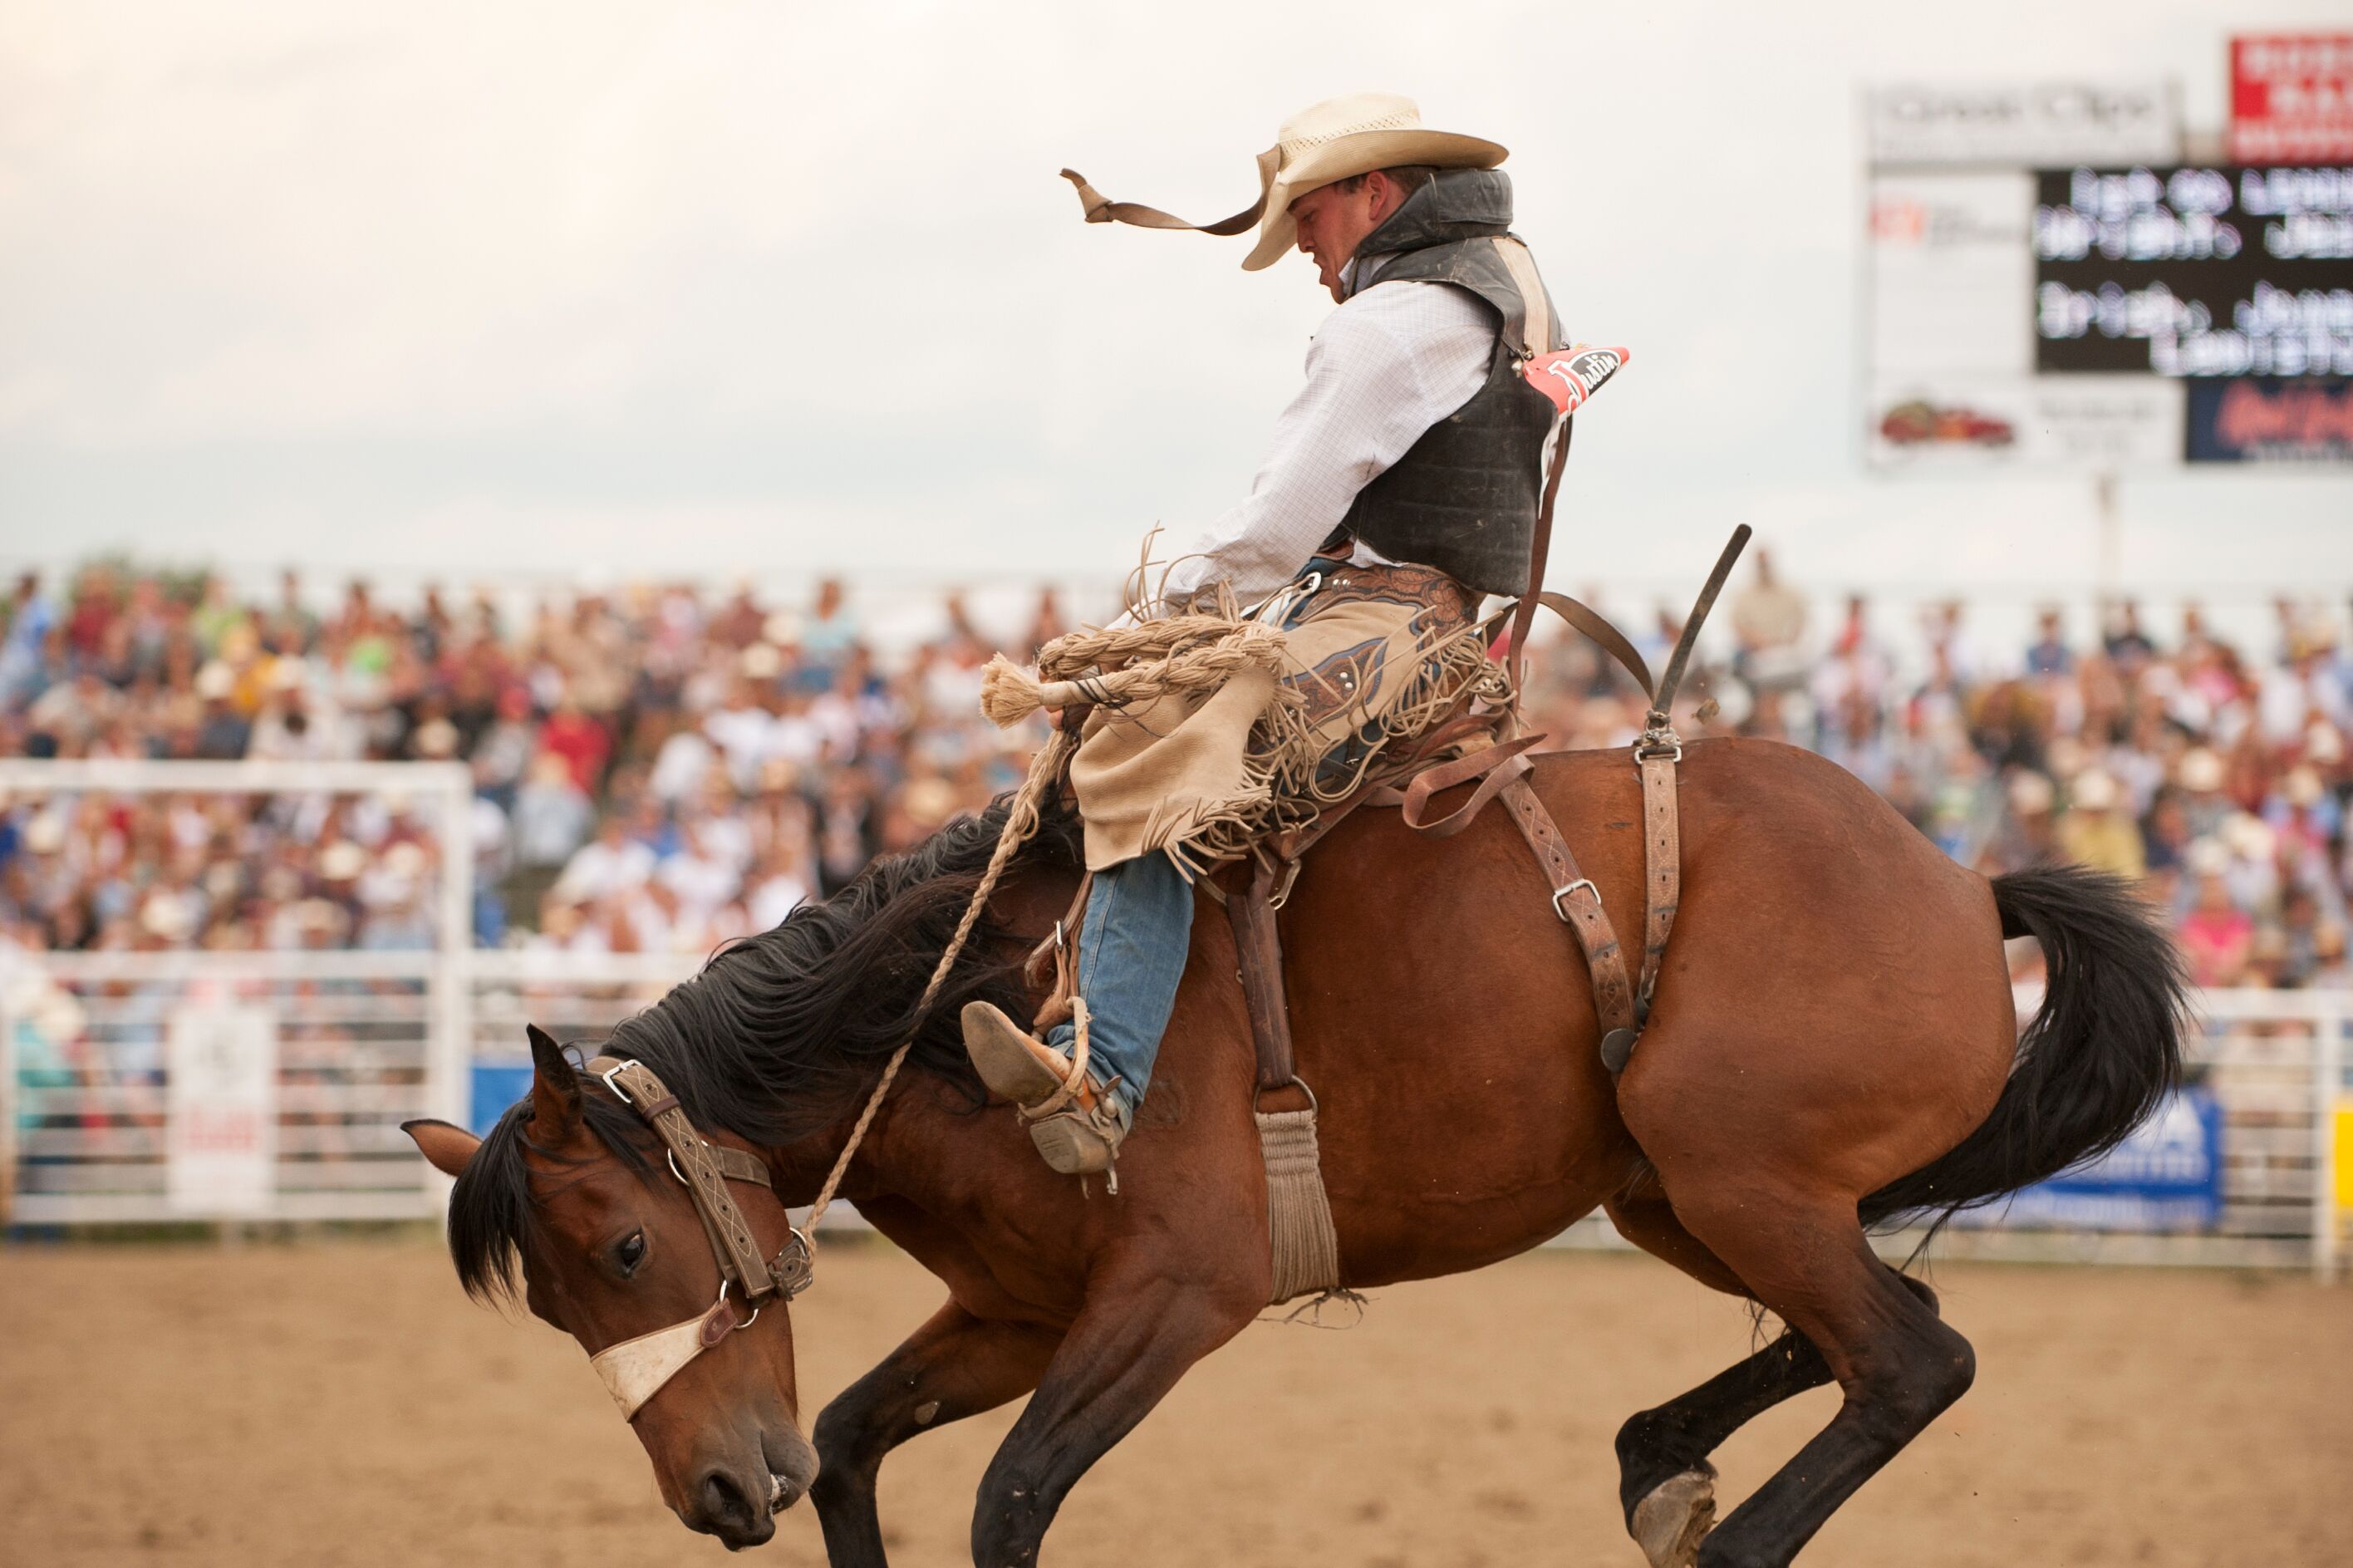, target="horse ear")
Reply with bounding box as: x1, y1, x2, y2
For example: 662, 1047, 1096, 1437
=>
403, 1118, 481, 1177
527, 1023, 582, 1137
